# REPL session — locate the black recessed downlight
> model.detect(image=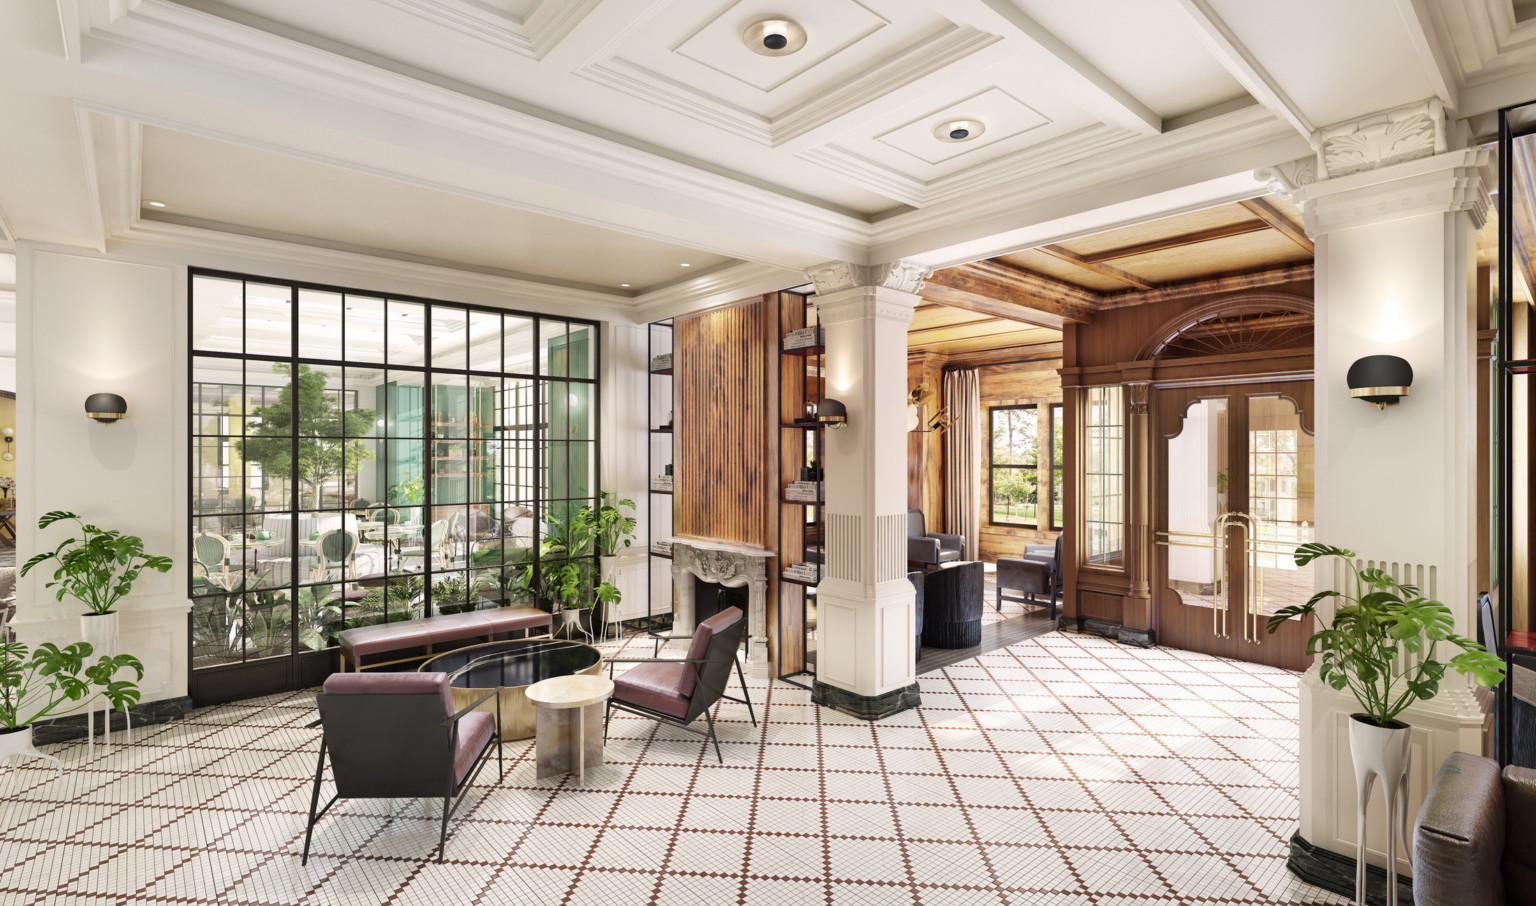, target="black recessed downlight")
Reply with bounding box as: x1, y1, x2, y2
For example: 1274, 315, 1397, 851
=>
763, 32, 788, 50
949, 128, 969, 140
